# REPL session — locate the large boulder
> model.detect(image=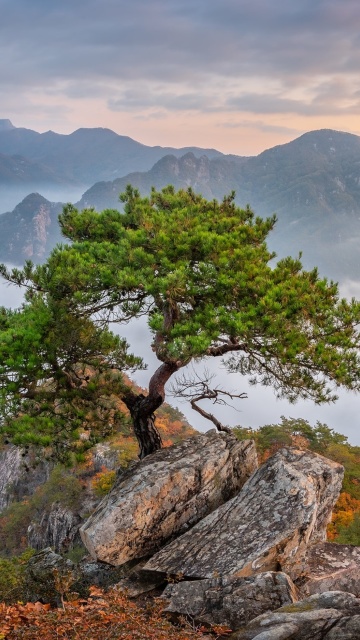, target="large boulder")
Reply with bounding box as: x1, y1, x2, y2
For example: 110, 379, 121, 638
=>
80, 430, 257, 565
162, 571, 298, 629
144, 448, 343, 580
229, 591, 360, 640
24, 548, 78, 606
299, 542, 360, 597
